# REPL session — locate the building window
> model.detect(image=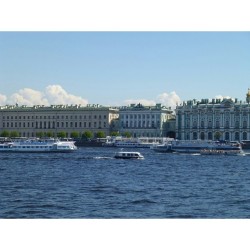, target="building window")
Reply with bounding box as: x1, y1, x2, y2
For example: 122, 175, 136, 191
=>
225, 132, 230, 141
215, 120, 220, 129
193, 132, 198, 140
235, 121, 239, 129
208, 132, 213, 140
235, 132, 240, 141
200, 132, 205, 140
243, 132, 247, 140
193, 121, 197, 129
243, 120, 247, 129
